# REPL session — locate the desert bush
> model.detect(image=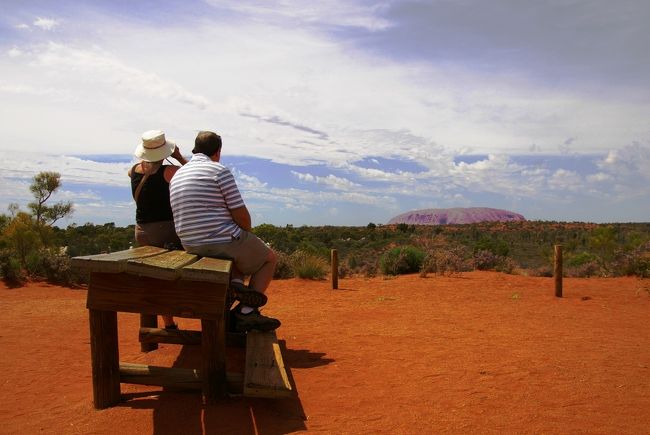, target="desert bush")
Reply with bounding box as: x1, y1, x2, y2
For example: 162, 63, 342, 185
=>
566, 251, 599, 268
3, 212, 41, 266
0, 249, 25, 286
40, 249, 79, 286
527, 265, 553, 277
380, 245, 425, 275
611, 241, 650, 278
420, 246, 471, 277
474, 249, 499, 270
273, 251, 294, 279
290, 250, 328, 279
565, 260, 603, 277
495, 256, 518, 274
25, 250, 47, 278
